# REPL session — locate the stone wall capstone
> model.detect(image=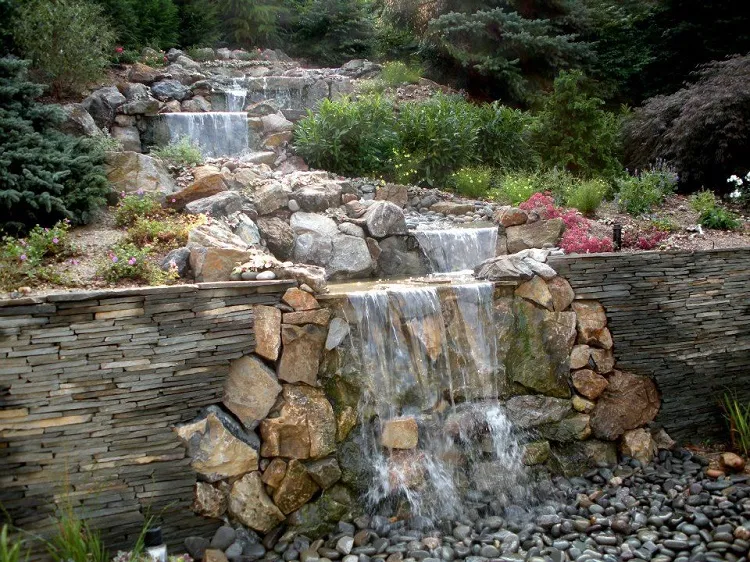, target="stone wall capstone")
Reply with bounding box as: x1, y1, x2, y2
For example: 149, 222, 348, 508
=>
0, 281, 294, 554
548, 248, 750, 442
